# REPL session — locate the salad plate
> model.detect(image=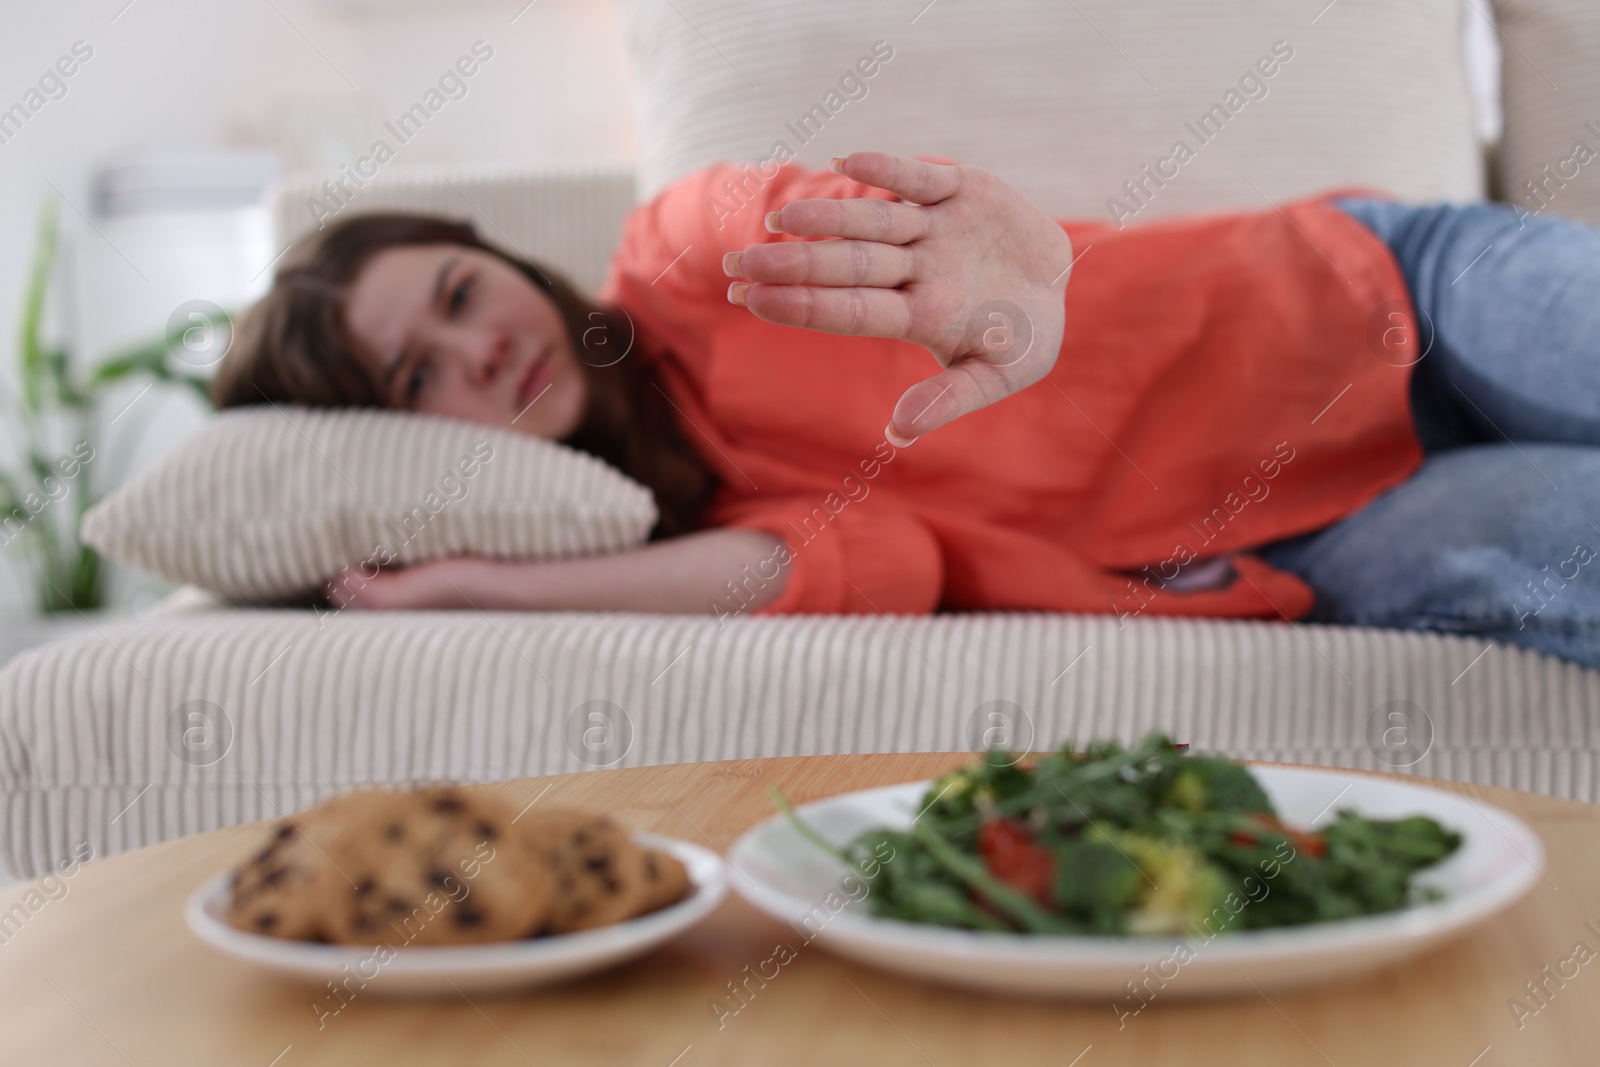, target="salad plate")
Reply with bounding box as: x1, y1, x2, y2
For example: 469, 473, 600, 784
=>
729, 766, 1543, 999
